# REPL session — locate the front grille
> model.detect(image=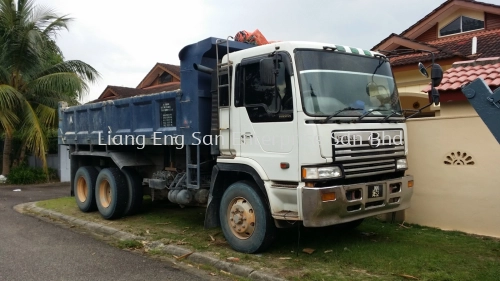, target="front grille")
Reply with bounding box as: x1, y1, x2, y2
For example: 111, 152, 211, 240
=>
333, 130, 405, 179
